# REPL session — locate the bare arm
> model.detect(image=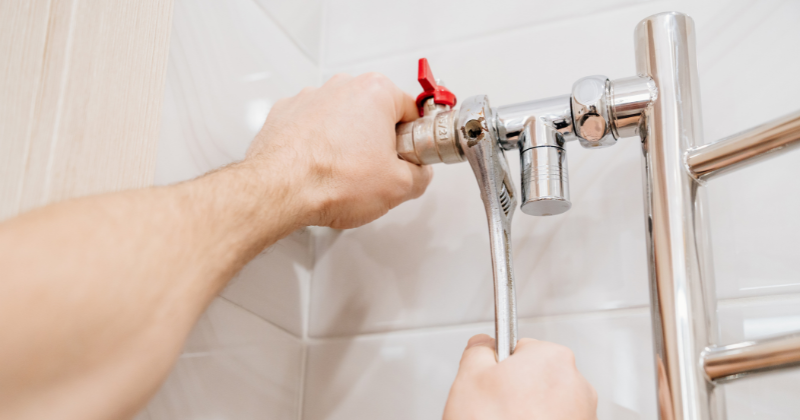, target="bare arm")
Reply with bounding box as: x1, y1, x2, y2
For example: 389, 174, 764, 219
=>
0, 73, 430, 420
